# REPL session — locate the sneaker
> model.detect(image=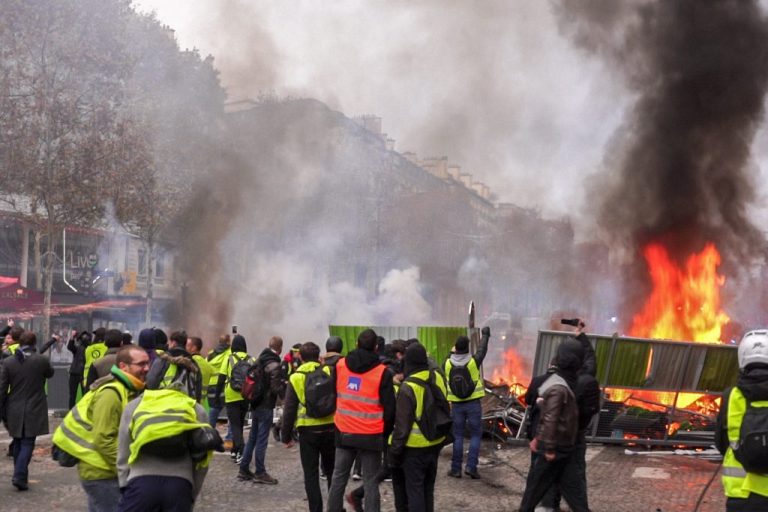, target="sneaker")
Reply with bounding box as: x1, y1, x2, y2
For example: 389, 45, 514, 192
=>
320, 471, 327, 481
351, 472, 362, 481
12, 479, 28, 491
447, 469, 462, 478
230, 451, 237, 462
253, 472, 279, 485
346, 492, 364, 512
237, 468, 255, 481
235, 453, 244, 465
464, 469, 481, 479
